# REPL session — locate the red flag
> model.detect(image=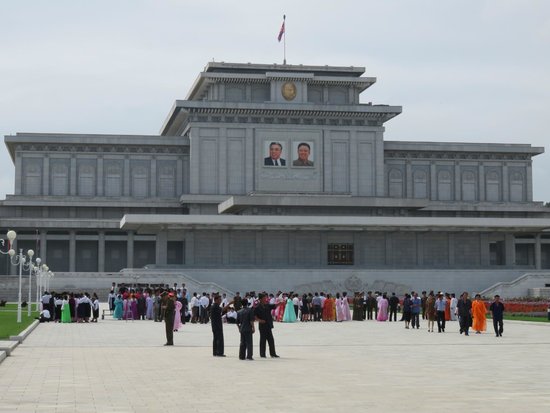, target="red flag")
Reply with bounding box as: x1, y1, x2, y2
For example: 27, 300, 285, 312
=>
277, 17, 285, 42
